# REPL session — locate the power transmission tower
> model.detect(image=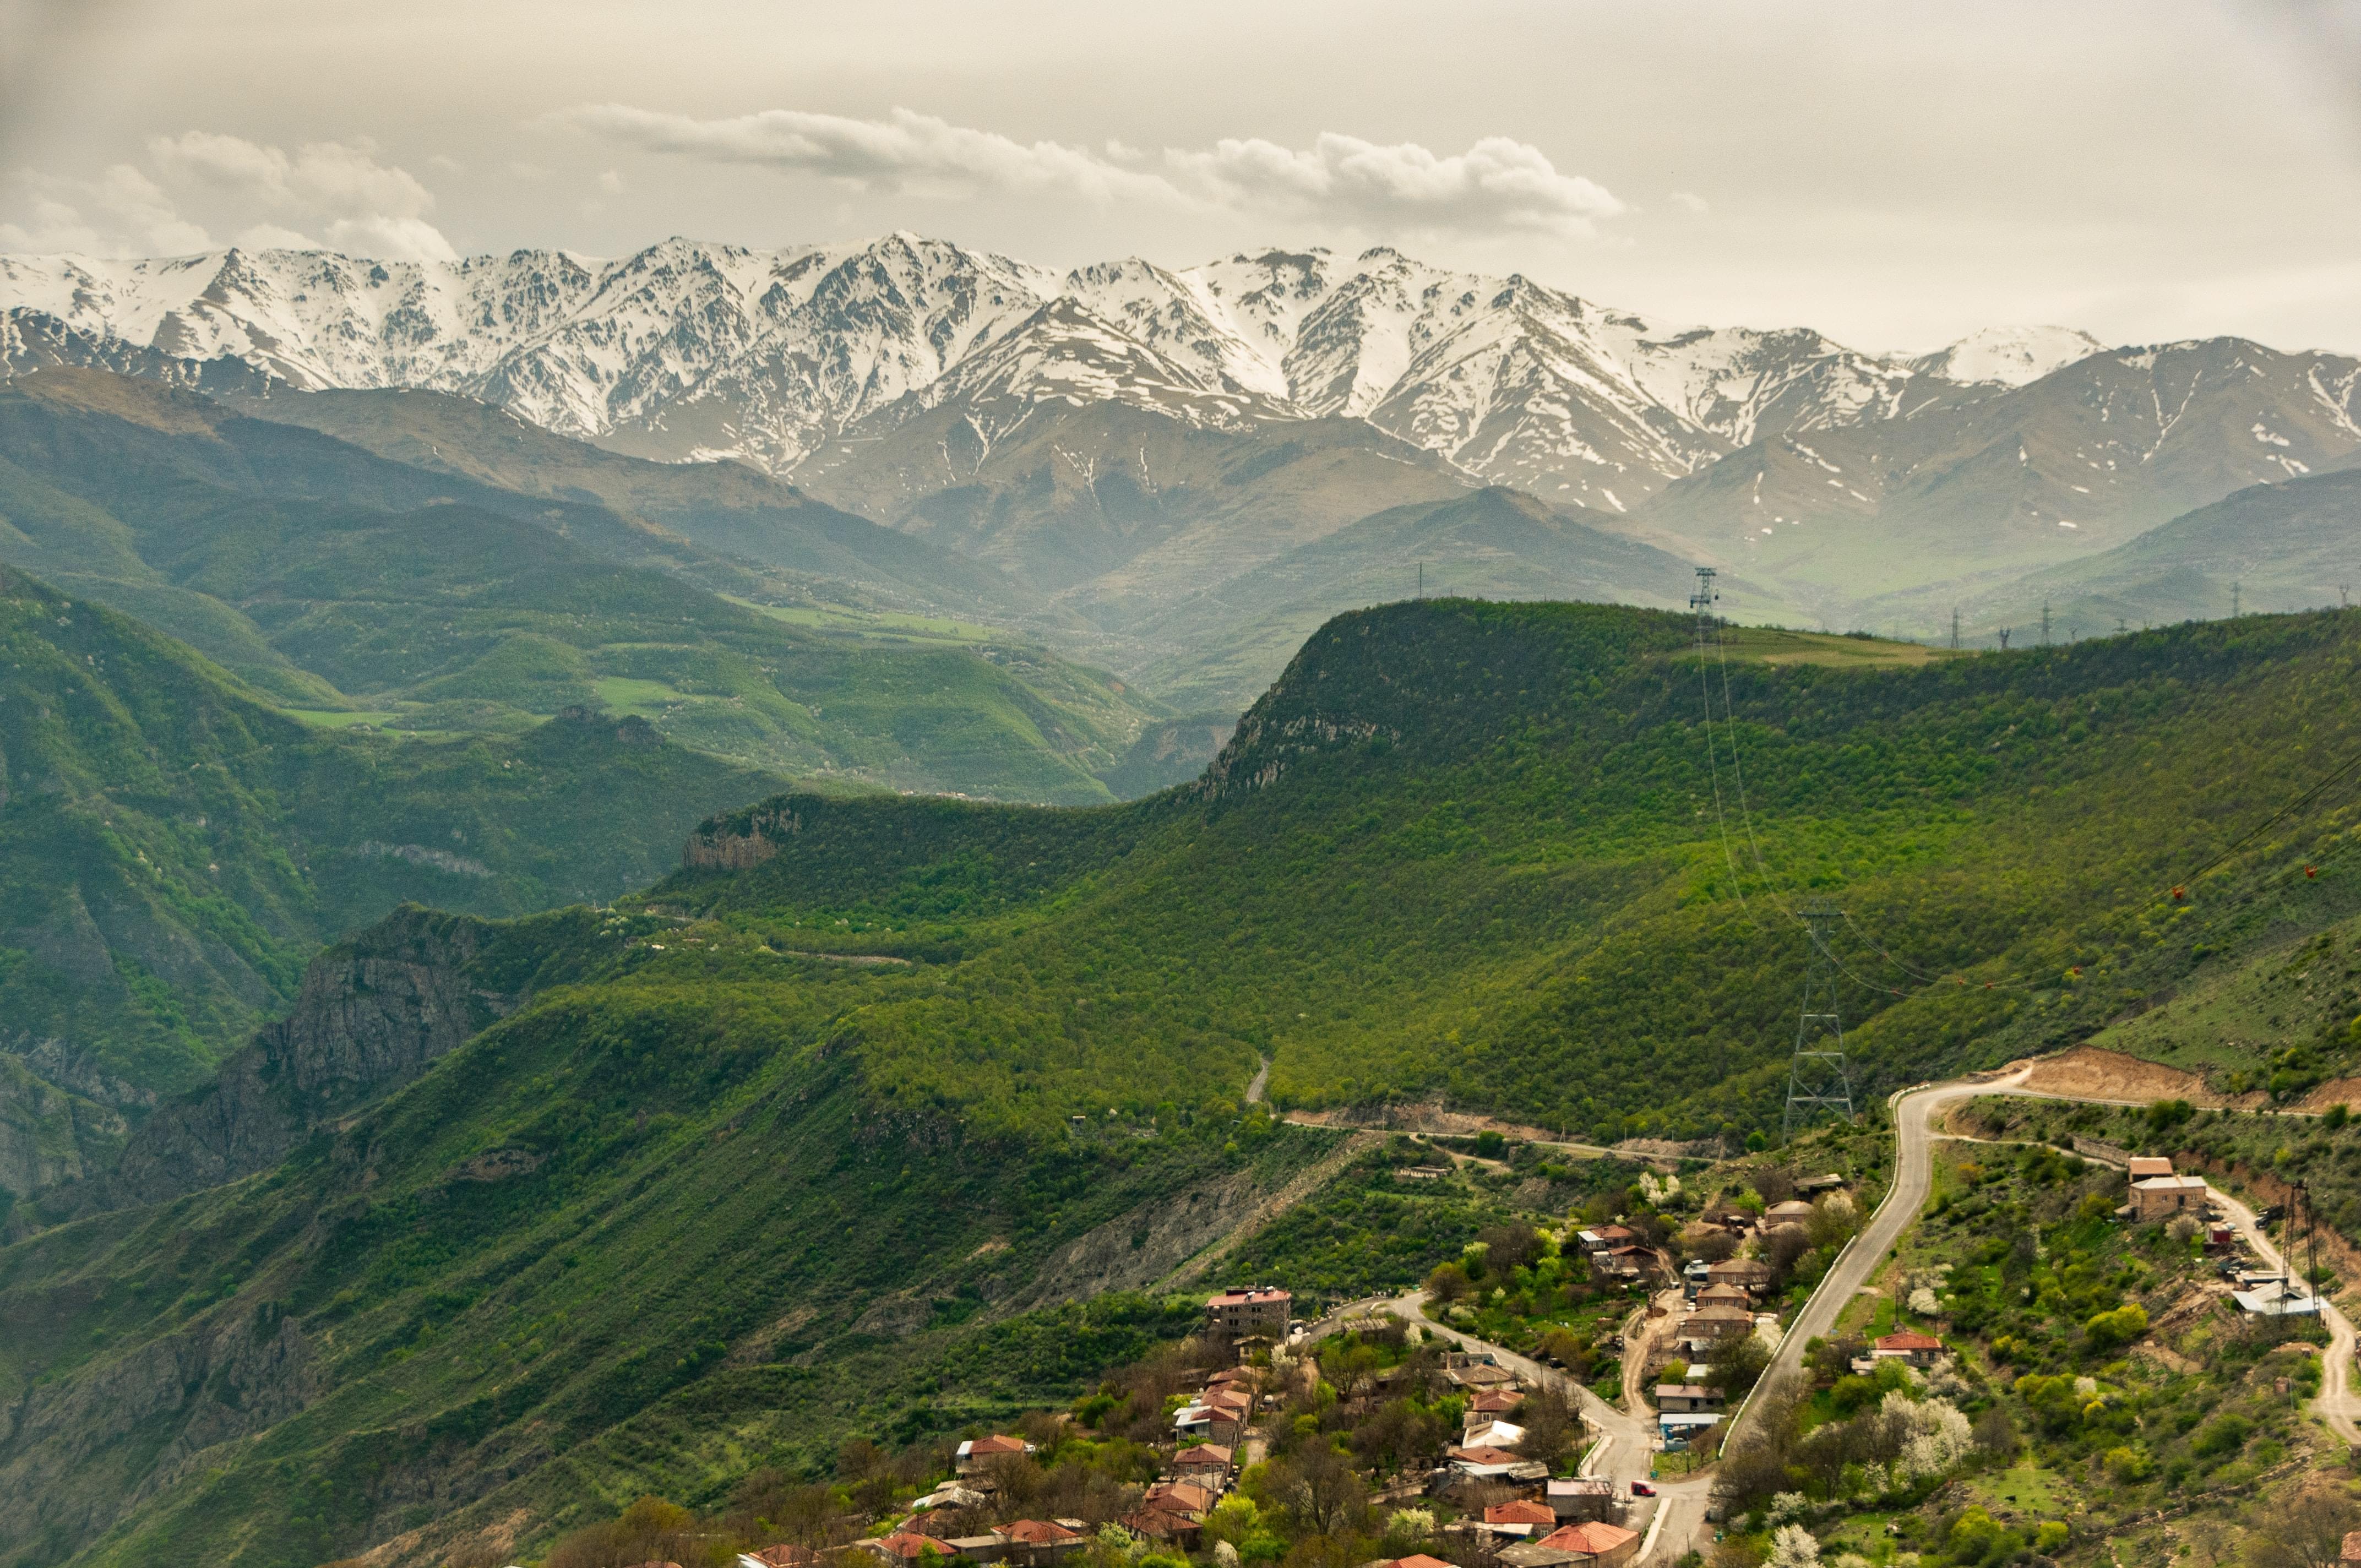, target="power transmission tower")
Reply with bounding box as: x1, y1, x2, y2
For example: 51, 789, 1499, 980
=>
1783, 900, 1856, 1138
1998, 627, 2011, 649
1690, 566, 1720, 645
1950, 607, 1960, 650
2040, 602, 2052, 646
